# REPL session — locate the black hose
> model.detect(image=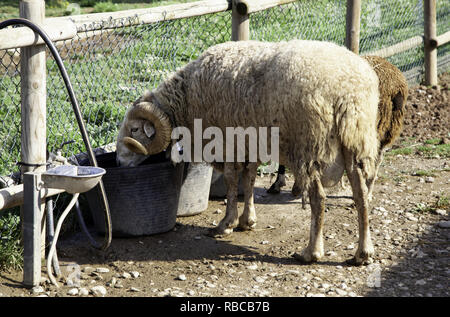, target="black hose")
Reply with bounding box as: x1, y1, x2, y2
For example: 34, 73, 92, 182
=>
74, 201, 101, 249
0, 18, 112, 250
